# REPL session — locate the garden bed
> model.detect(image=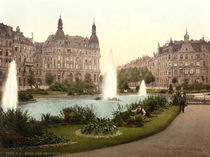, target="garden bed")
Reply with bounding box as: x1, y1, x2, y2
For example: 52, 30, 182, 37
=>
7, 106, 179, 155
